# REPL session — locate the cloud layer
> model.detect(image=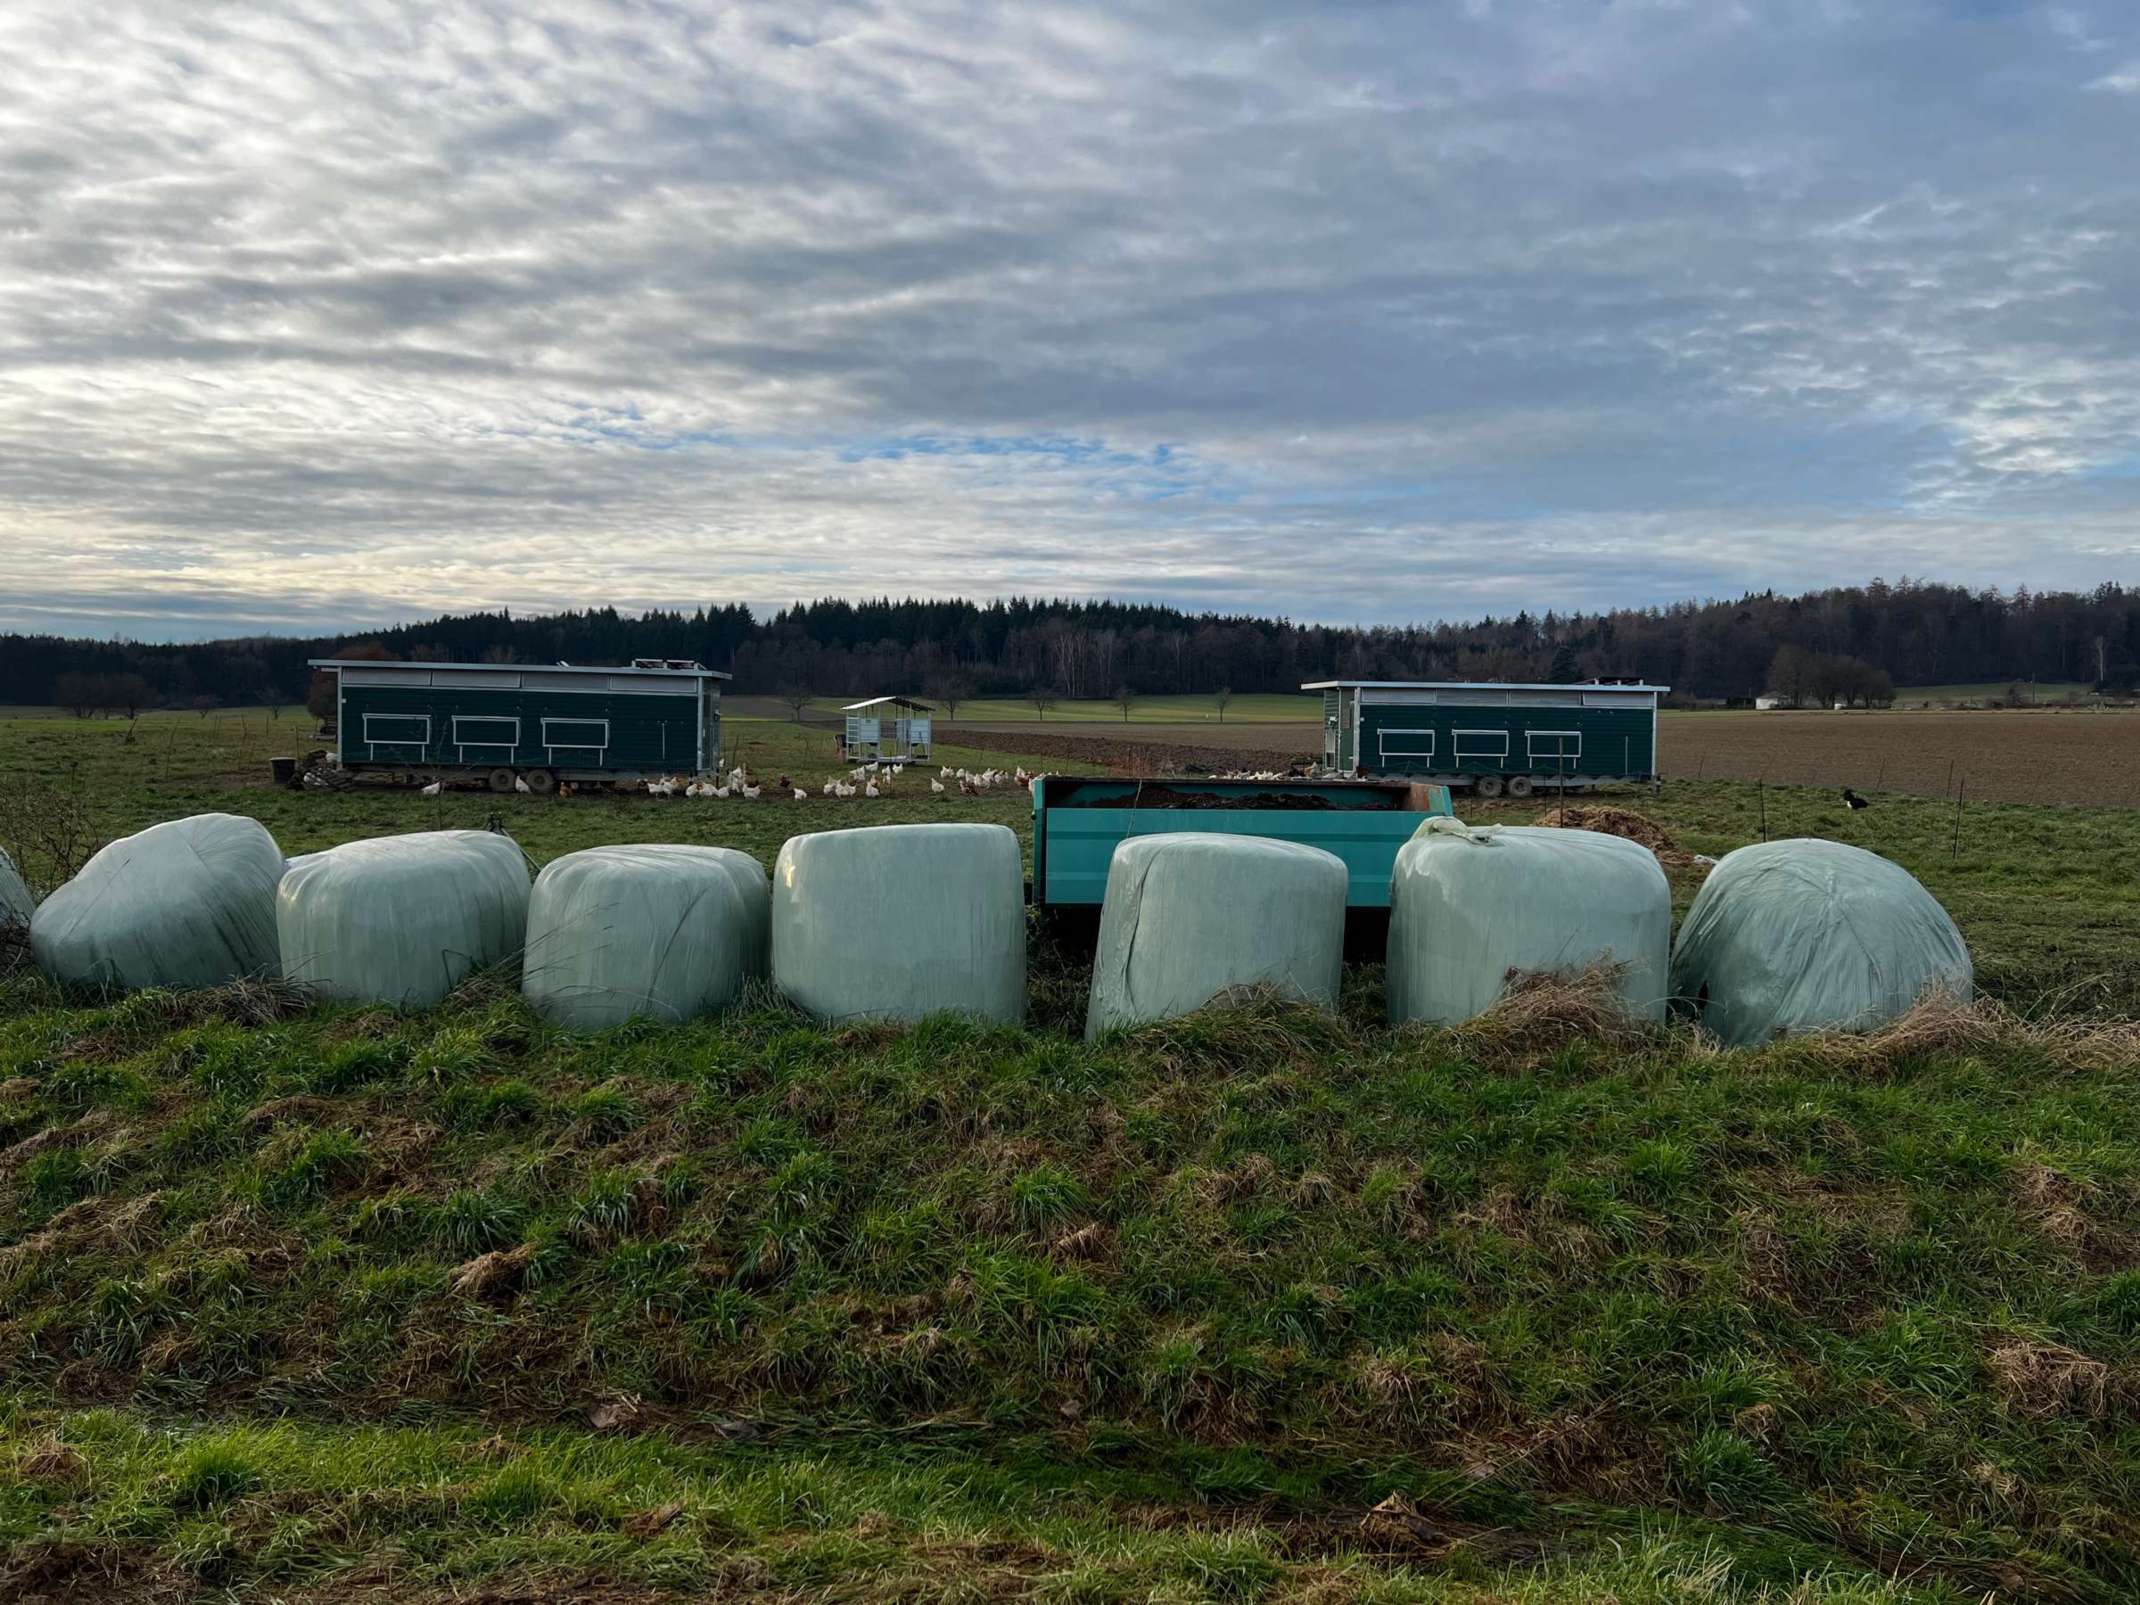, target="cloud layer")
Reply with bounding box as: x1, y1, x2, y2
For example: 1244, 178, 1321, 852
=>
2, 0, 2138, 640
